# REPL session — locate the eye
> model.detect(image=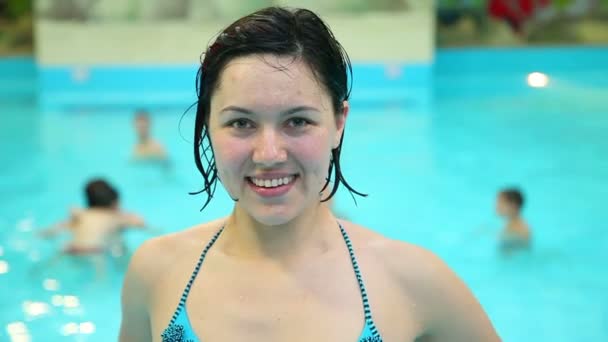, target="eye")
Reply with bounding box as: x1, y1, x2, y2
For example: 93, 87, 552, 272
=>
228, 118, 254, 129
286, 117, 312, 128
